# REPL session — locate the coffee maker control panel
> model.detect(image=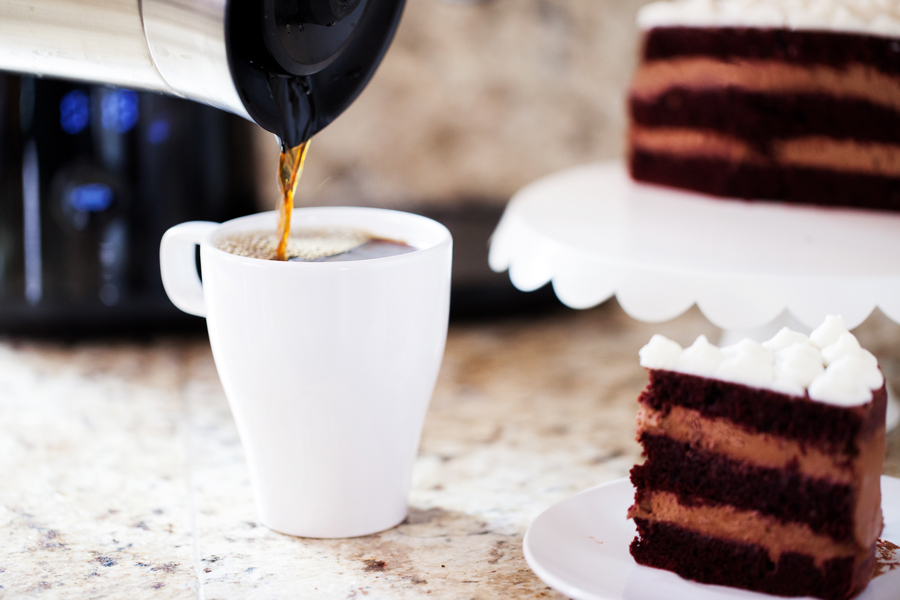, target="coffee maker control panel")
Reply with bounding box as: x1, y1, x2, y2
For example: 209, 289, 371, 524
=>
0, 73, 259, 332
